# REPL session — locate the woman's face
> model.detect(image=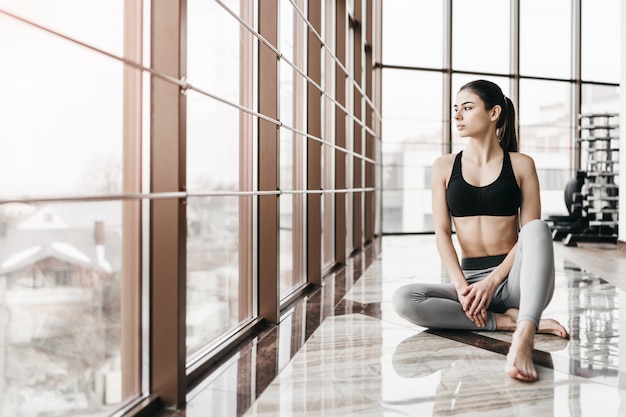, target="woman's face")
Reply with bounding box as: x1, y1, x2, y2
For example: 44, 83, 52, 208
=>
453, 89, 497, 139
